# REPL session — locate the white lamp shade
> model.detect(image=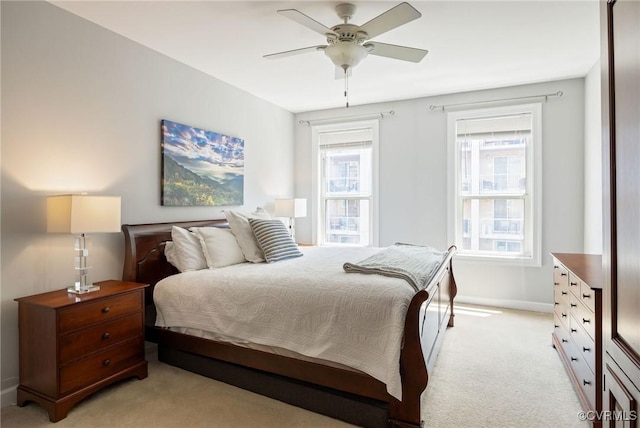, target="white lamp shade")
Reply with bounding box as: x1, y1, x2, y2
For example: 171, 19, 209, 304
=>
47, 195, 121, 234
274, 198, 307, 218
